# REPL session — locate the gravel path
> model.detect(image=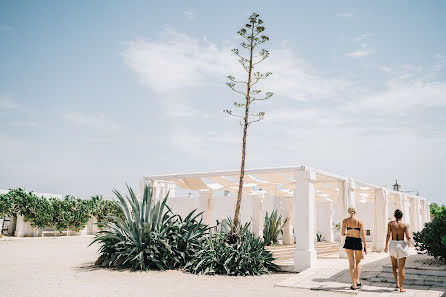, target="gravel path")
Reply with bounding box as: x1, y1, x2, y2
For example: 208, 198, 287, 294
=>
0, 236, 342, 297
